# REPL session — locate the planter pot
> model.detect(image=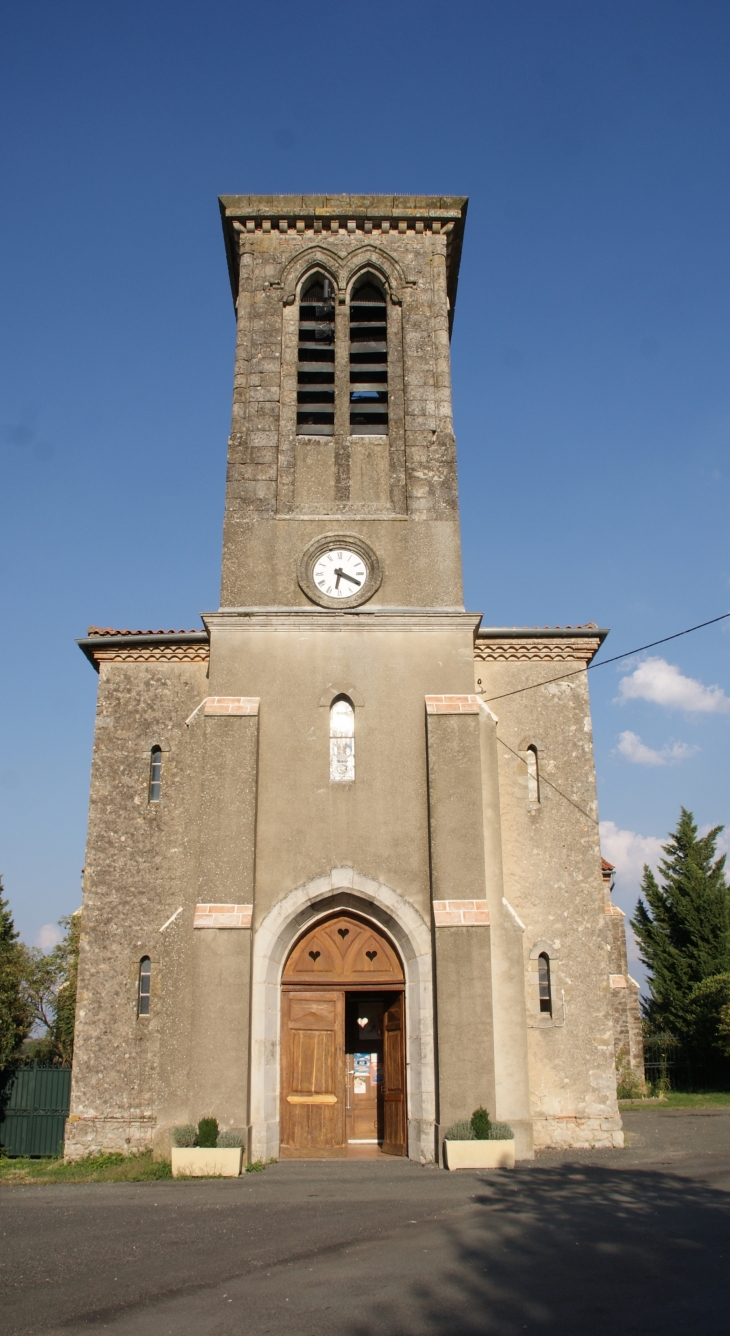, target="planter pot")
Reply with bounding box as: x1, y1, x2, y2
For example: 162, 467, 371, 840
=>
444, 1139, 515, 1171
171, 1147, 242, 1178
